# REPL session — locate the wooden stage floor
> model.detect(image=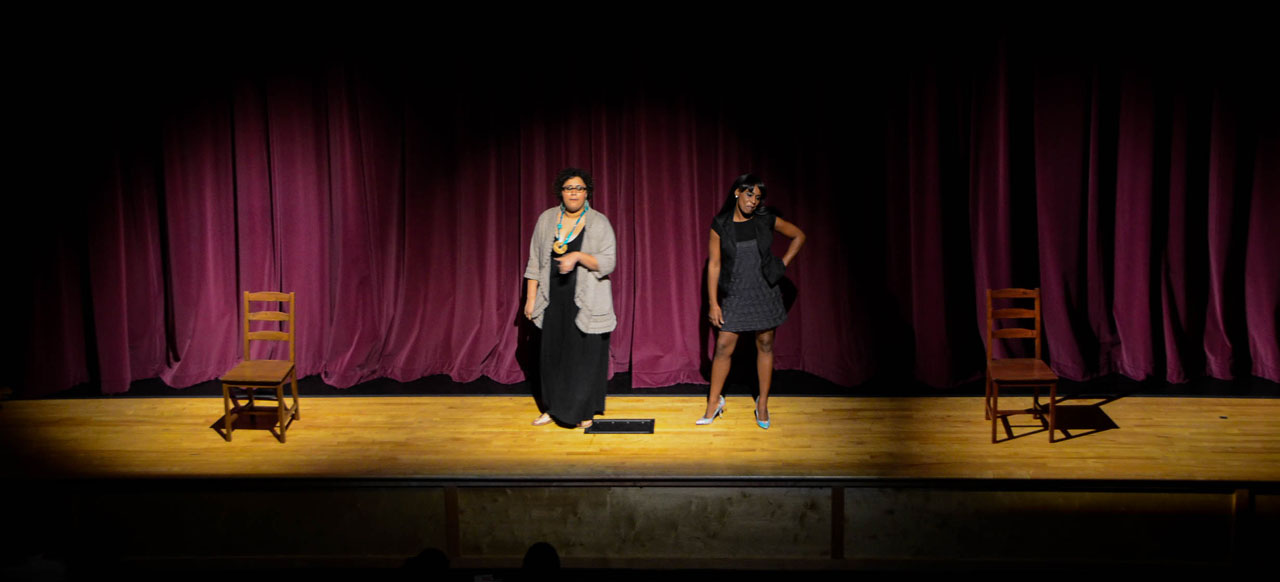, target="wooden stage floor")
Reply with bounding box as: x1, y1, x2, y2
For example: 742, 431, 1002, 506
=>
3, 395, 1277, 483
